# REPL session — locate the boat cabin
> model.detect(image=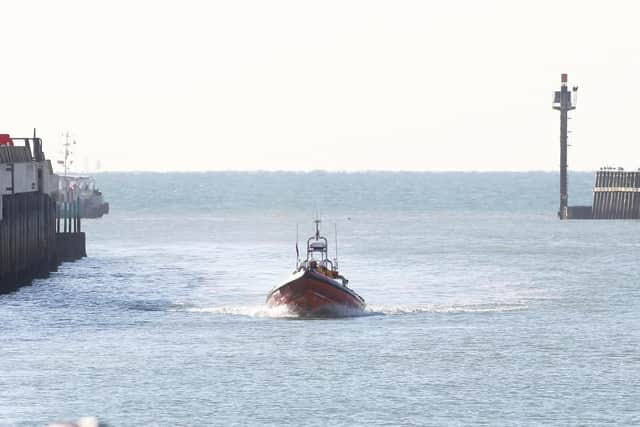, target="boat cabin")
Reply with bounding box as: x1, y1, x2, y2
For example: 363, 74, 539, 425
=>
297, 219, 346, 279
